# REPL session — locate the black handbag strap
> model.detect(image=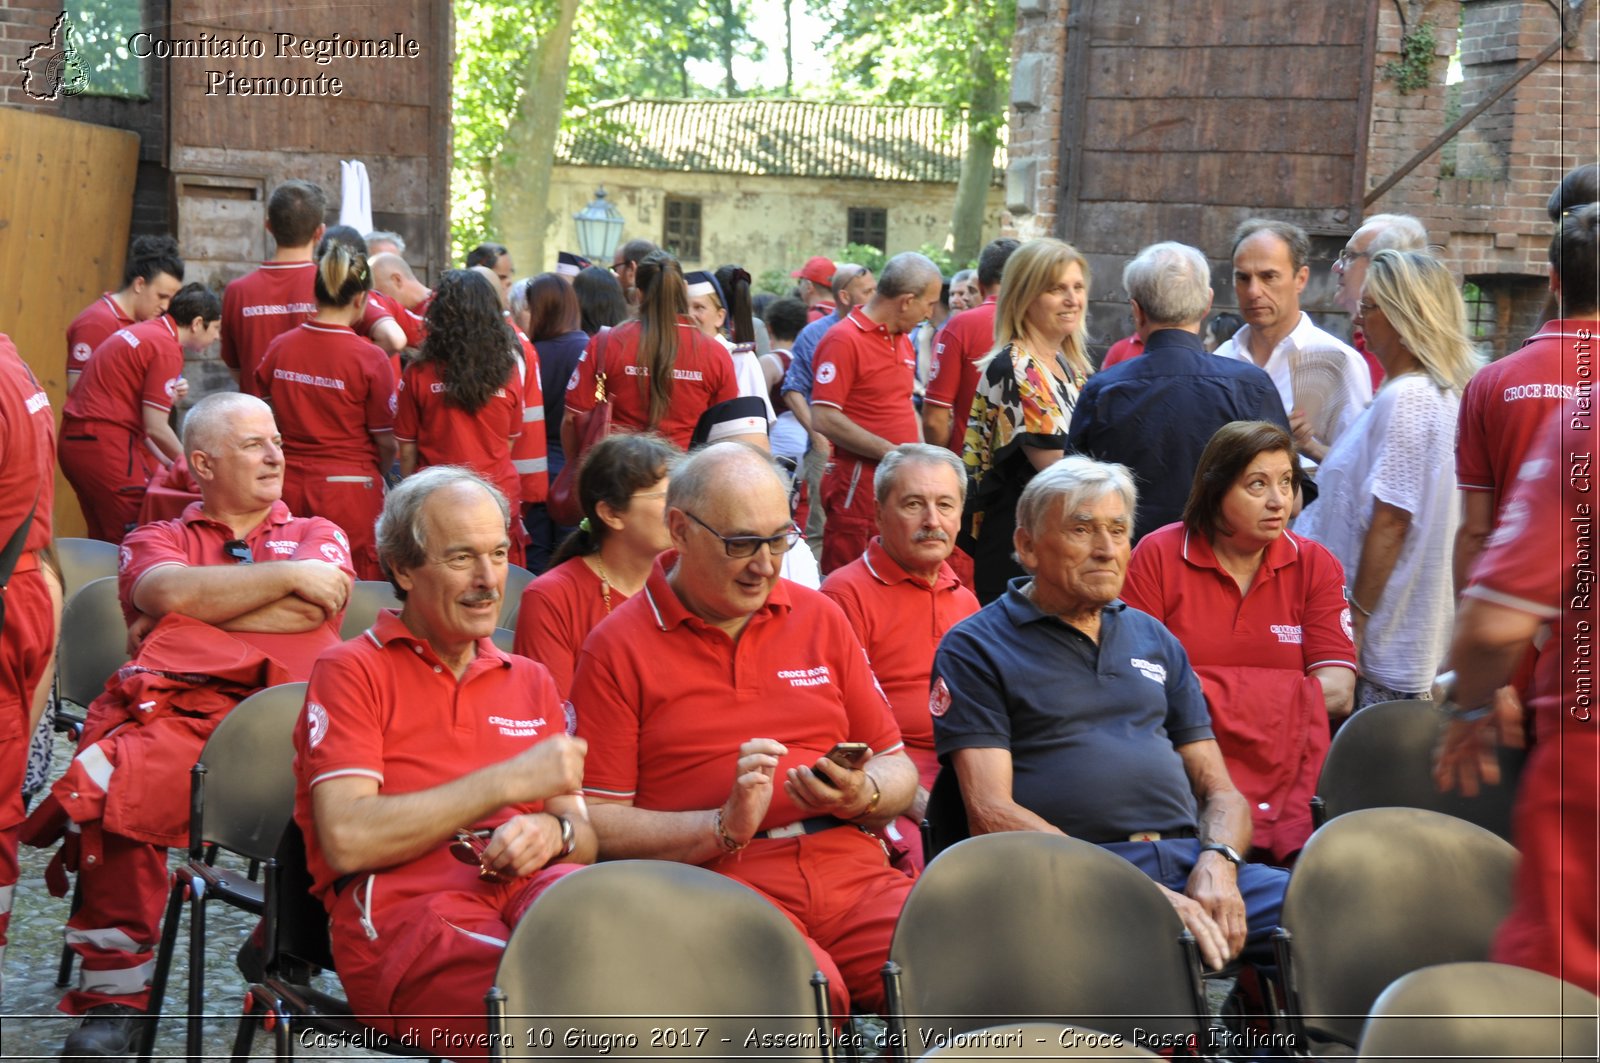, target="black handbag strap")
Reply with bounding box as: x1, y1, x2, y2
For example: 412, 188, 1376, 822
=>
0, 492, 38, 632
